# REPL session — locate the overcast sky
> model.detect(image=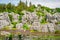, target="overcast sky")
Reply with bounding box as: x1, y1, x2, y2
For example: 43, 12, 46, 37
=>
0, 0, 60, 8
